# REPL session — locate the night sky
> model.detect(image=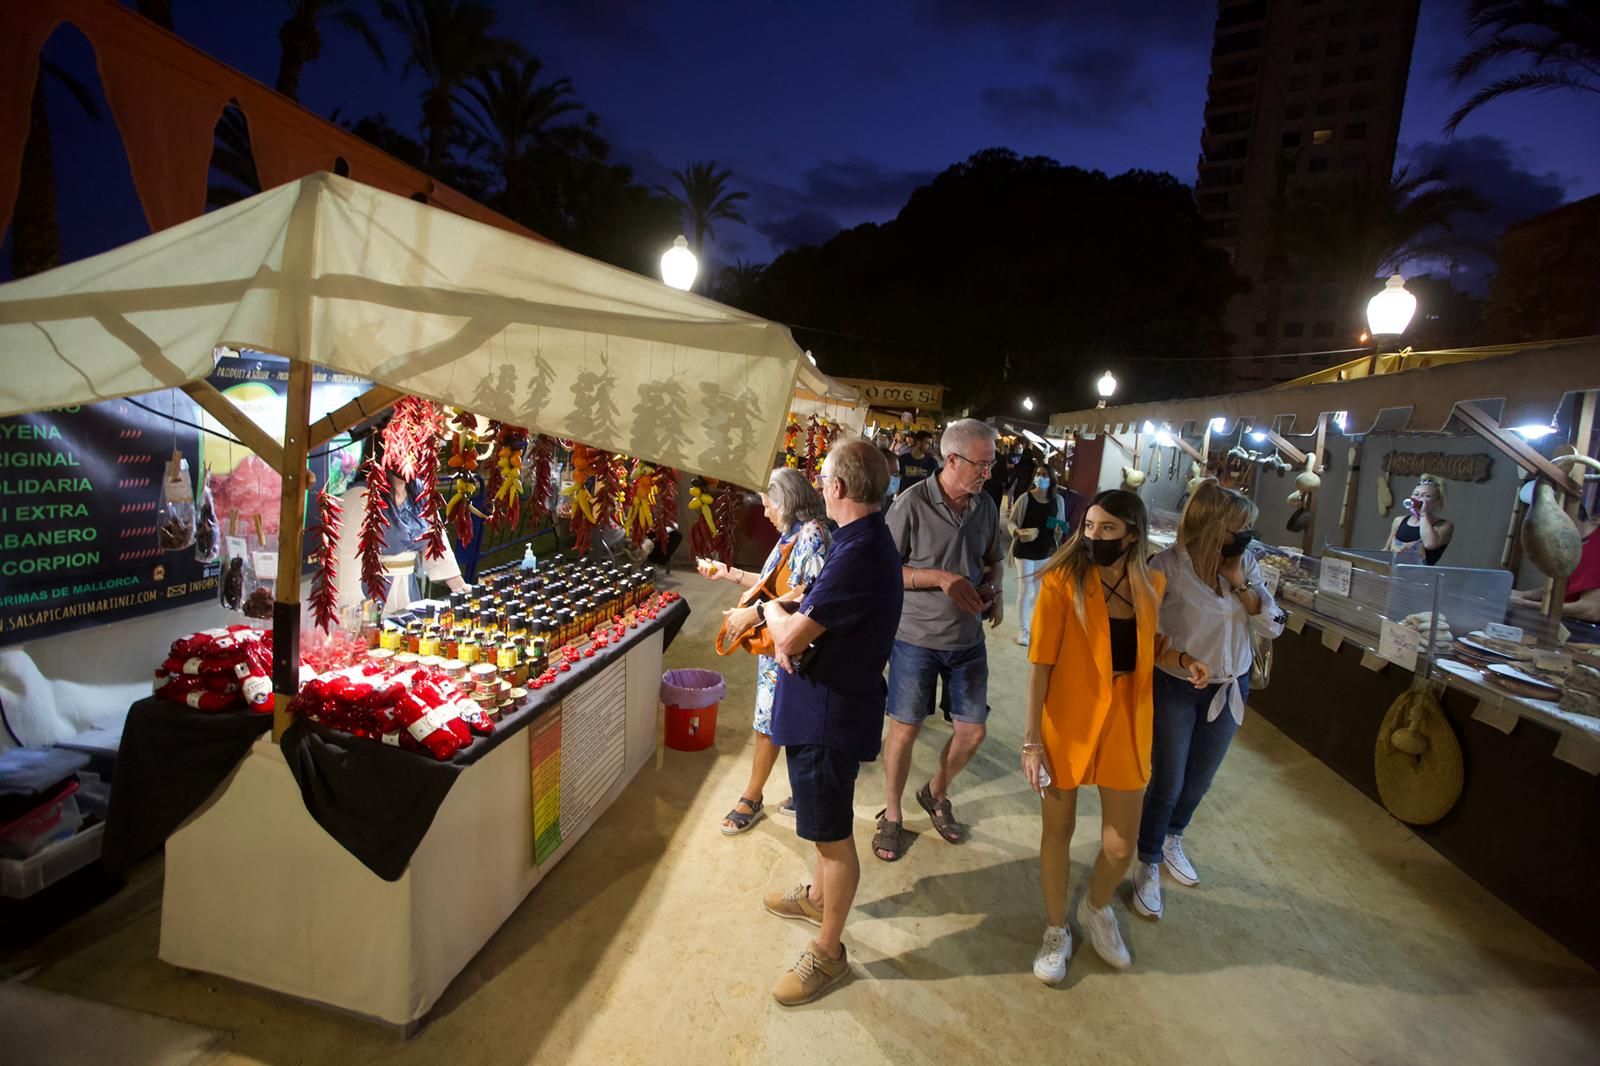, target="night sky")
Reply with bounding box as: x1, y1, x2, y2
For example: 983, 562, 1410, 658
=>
25, 1, 1600, 290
